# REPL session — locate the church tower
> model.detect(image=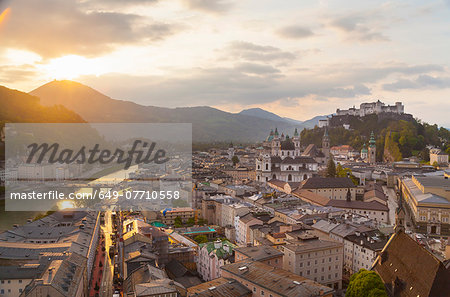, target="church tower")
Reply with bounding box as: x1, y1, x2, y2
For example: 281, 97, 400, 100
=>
322, 128, 330, 158
293, 128, 301, 156
271, 128, 281, 156
368, 131, 376, 164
